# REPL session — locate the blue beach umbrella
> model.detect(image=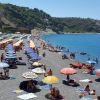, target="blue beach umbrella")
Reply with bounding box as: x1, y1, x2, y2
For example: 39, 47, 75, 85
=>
29, 52, 41, 60
6, 44, 15, 51
6, 51, 16, 54
80, 97, 93, 100
25, 47, 34, 54
5, 54, 16, 59
0, 62, 9, 68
